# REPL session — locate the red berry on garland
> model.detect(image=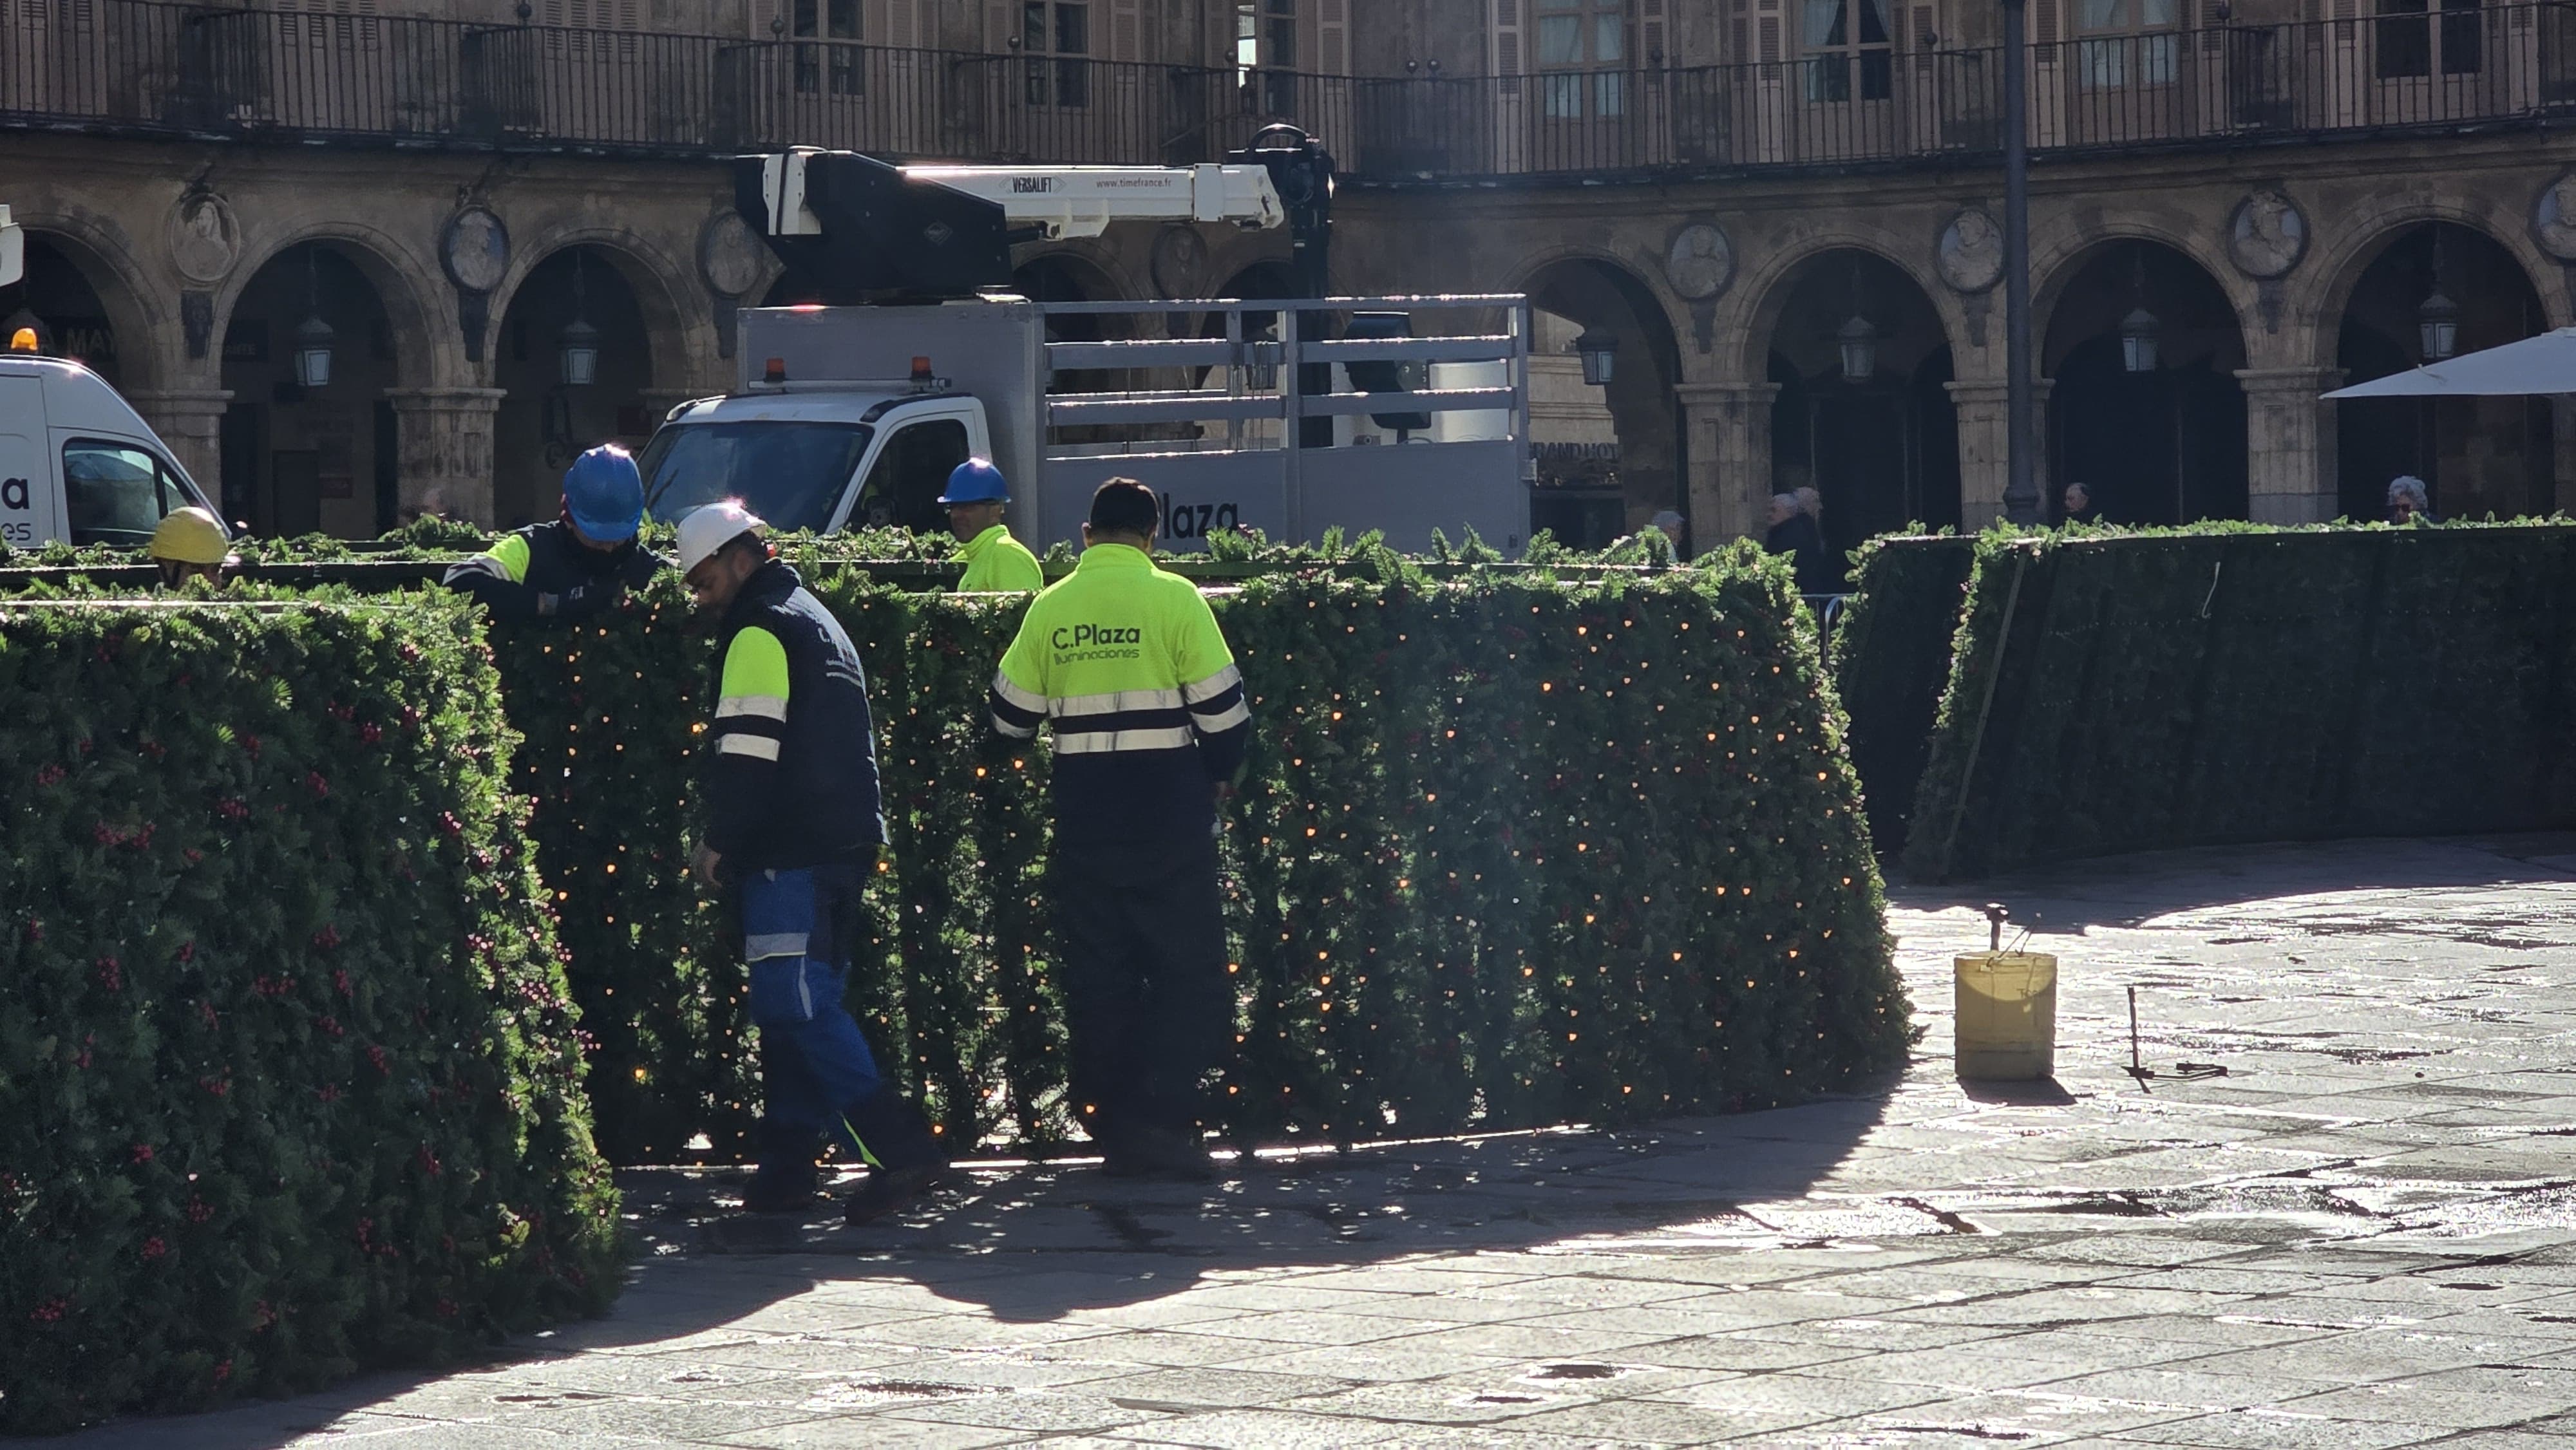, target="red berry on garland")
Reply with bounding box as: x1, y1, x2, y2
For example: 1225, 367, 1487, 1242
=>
140, 1237, 167, 1261
129, 1142, 153, 1164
